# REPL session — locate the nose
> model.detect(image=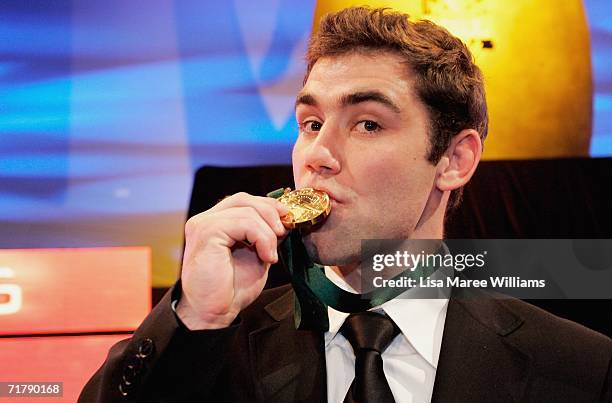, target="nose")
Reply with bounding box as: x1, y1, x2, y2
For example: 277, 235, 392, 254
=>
301, 124, 341, 176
